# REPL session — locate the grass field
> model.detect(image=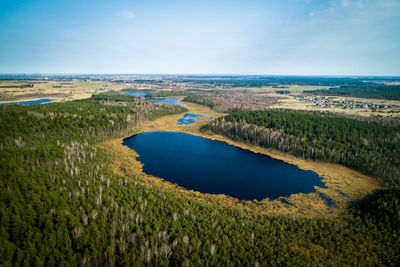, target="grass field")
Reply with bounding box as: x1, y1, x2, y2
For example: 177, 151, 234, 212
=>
2, 80, 399, 119
0, 80, 131, 103
271, 93, 400, 118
